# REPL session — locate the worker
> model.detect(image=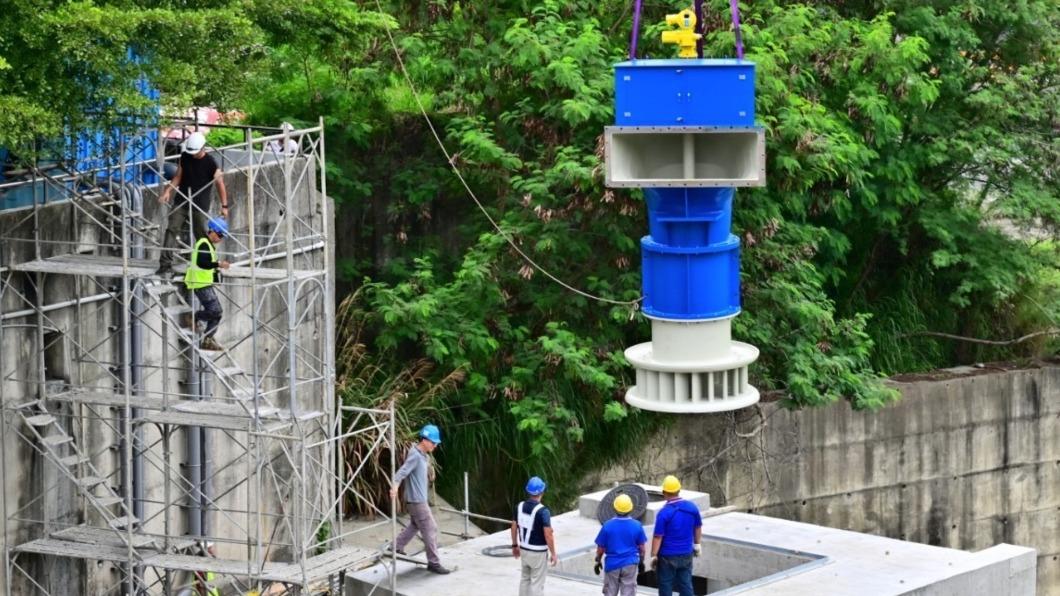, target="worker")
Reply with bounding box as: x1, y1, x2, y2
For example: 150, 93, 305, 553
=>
594, 494, 647, 596
510, 476, 558, 596
389, 424, 451, 574
157, 131, 229, 275
191, 541, 220, 596
184, 218, 230, 351
650, 475, 701, 596
266, 122, 300, 156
